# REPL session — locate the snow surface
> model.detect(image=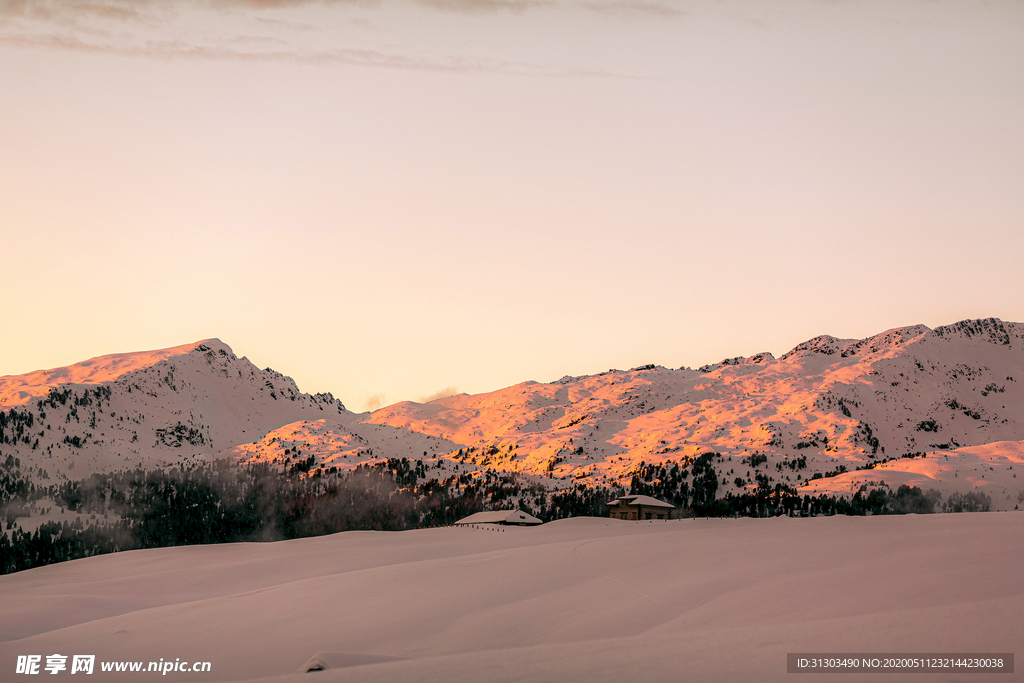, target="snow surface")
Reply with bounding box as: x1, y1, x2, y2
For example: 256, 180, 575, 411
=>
1, 514, 1020, 682
364, 318, 1024, 505
454, 509, 542, 525
0, 341, 215, 409
216, 418, 470, 478
801, 439, 1024, 506
0, 339, 347, 482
